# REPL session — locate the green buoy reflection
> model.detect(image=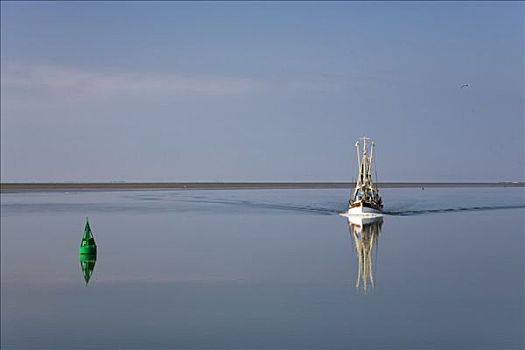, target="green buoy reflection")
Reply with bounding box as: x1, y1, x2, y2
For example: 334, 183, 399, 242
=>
80, 254, 96, 284
80, 218, 97, 284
